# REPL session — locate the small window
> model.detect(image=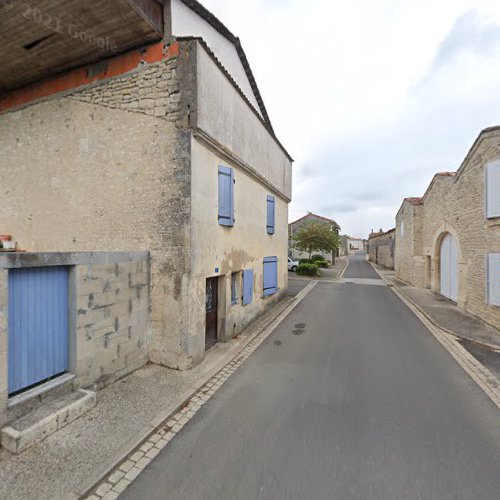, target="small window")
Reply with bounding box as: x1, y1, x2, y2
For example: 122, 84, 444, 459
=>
488, 254, 500, 306
263, 257, 278, 296
218, 165, 234, 226
266, 195, 275, 234
486, 161, 500, 219
400, 221, 404, 237
231, 272, 239, 305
